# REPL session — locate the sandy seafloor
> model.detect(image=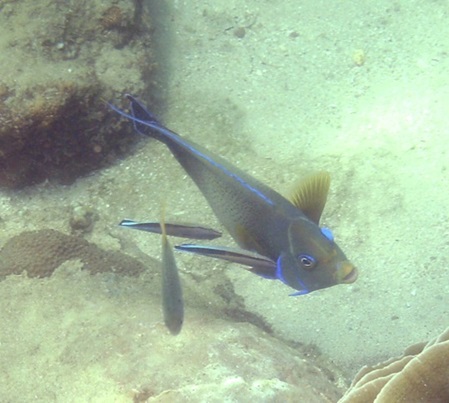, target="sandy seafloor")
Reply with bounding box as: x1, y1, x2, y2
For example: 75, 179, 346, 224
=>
1, 0, 449, 401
